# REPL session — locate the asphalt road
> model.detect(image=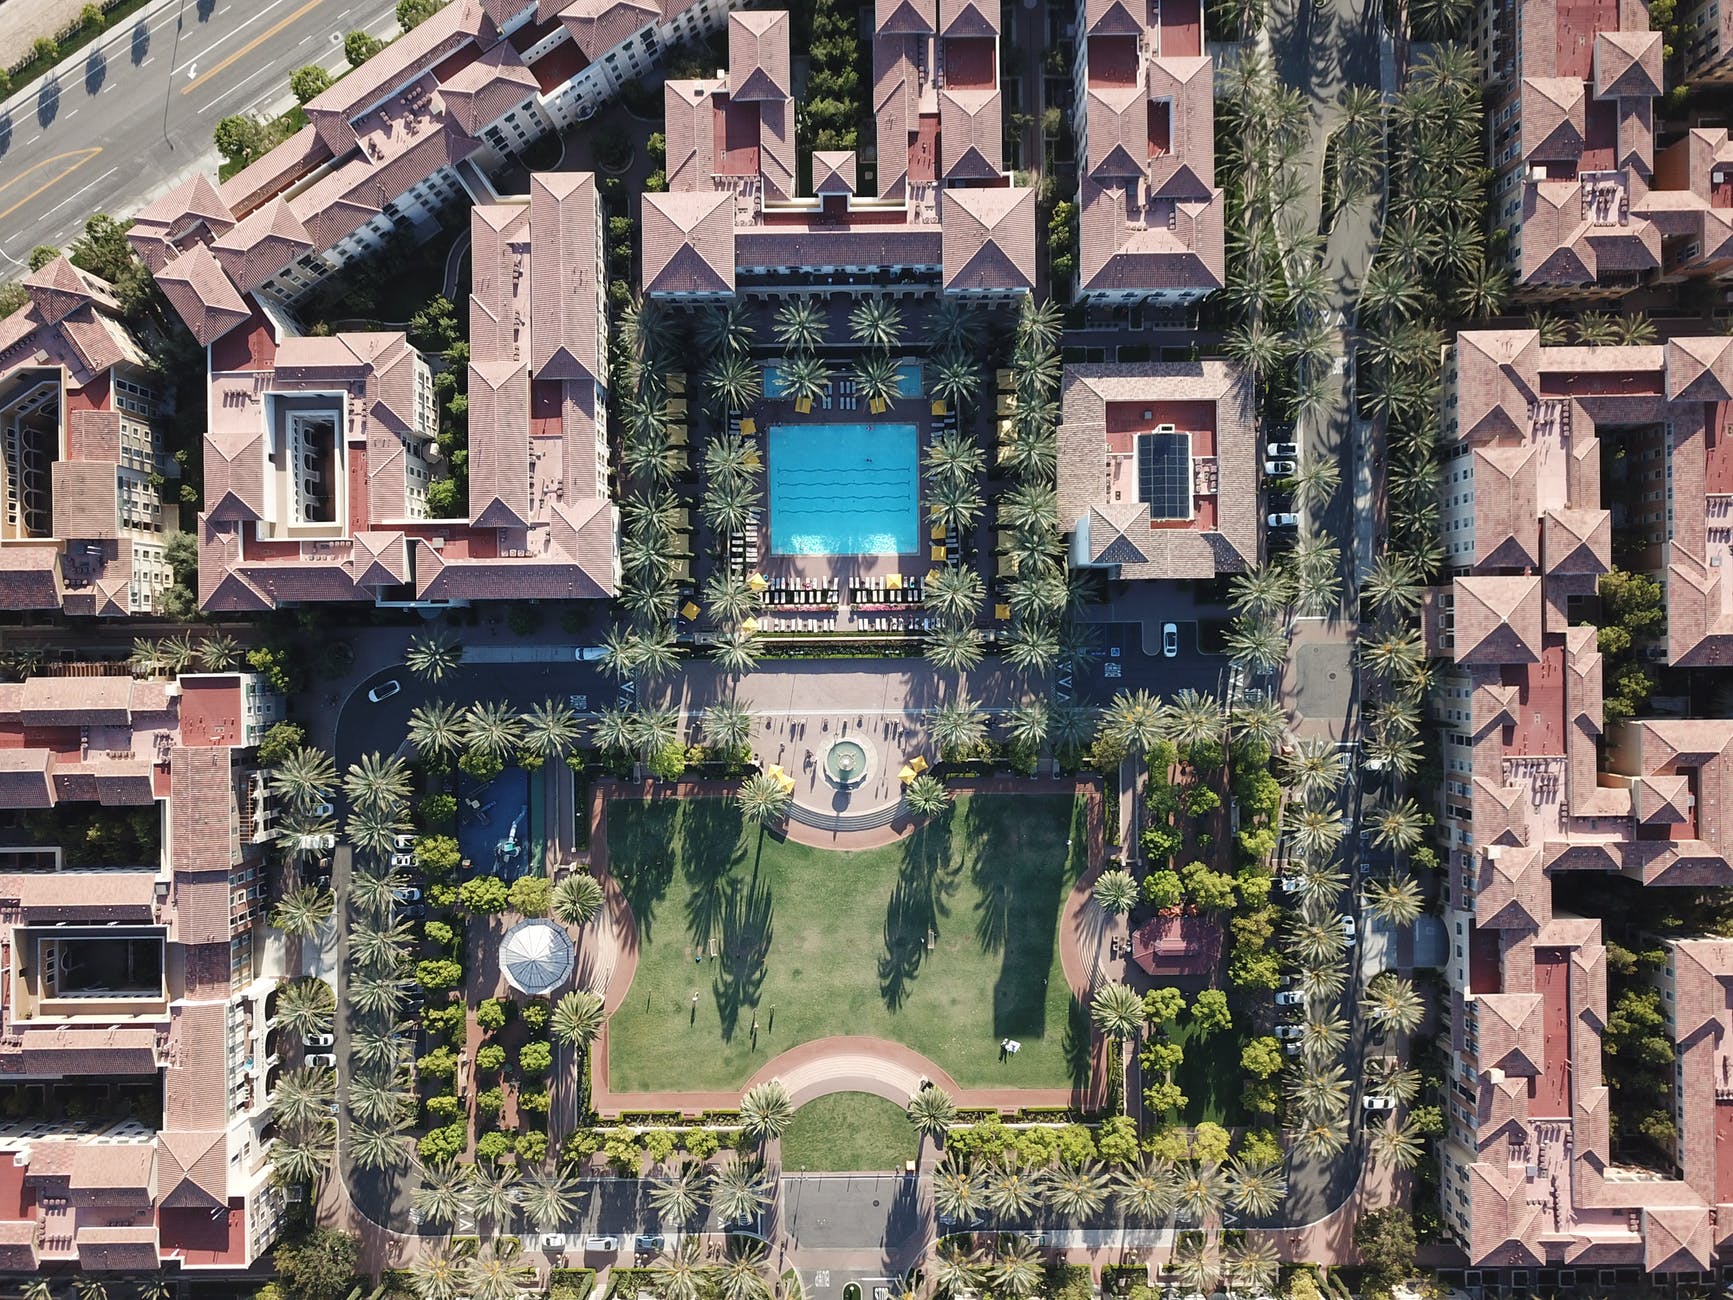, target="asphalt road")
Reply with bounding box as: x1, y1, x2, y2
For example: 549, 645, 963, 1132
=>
0, 0, 400, 267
